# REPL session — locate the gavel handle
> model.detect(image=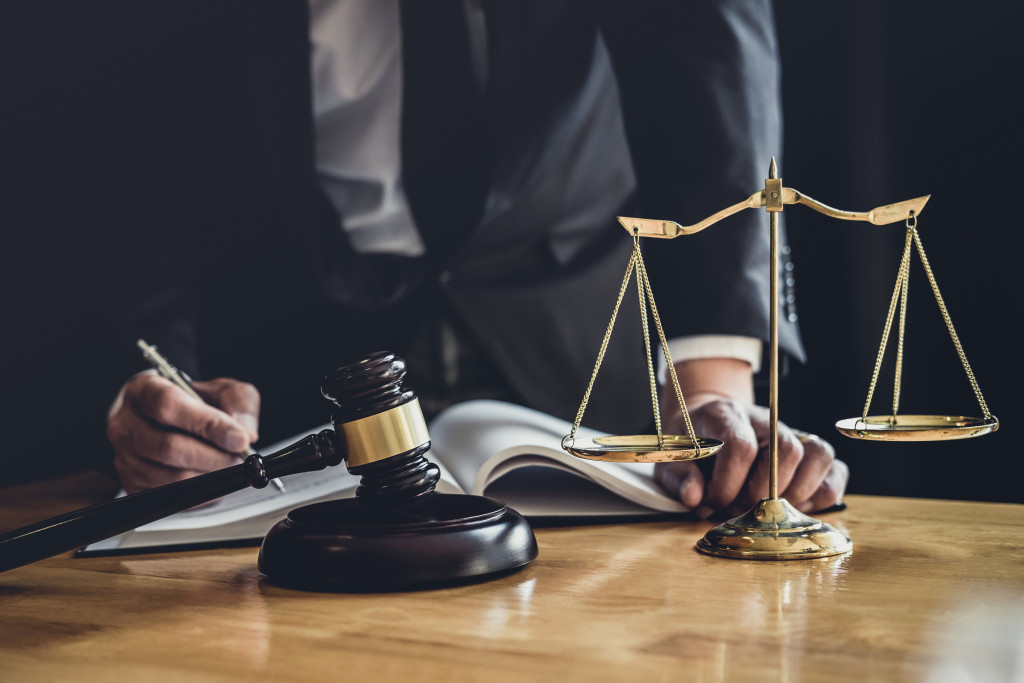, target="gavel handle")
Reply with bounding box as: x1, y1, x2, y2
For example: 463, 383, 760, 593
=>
0, 430, 341, 574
